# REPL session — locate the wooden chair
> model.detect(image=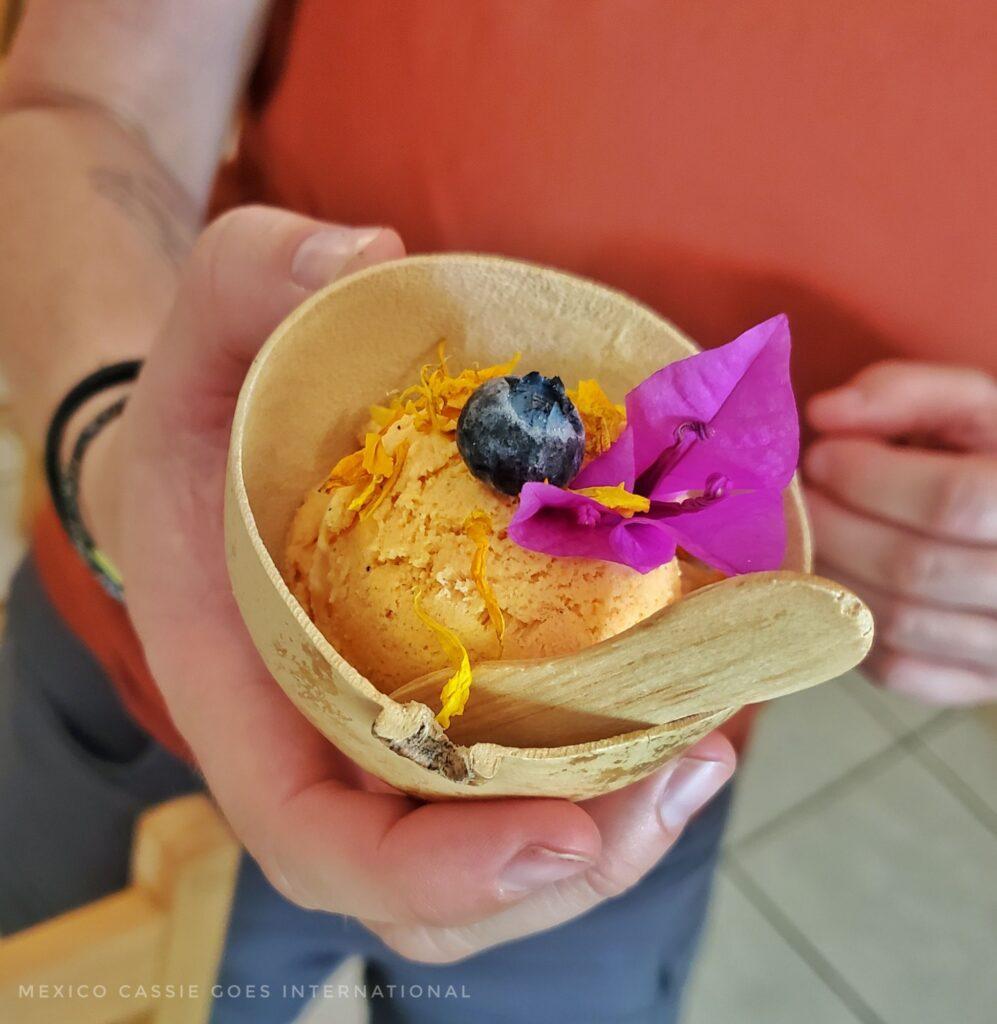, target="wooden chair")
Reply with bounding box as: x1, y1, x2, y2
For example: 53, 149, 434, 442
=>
0, 794, 241, 1024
